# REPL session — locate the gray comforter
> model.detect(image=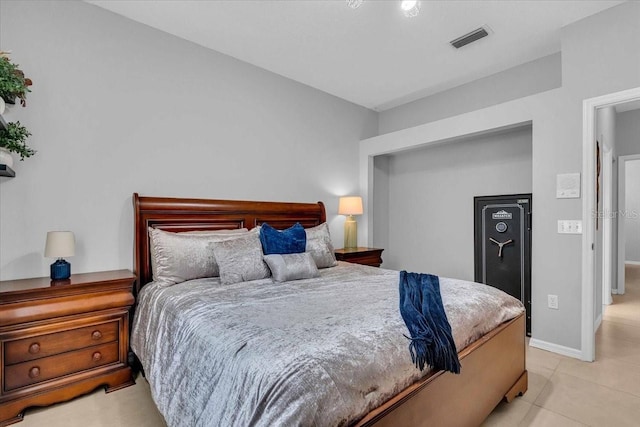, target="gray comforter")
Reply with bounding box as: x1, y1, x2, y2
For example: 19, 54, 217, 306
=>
131, 263, 524, 427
